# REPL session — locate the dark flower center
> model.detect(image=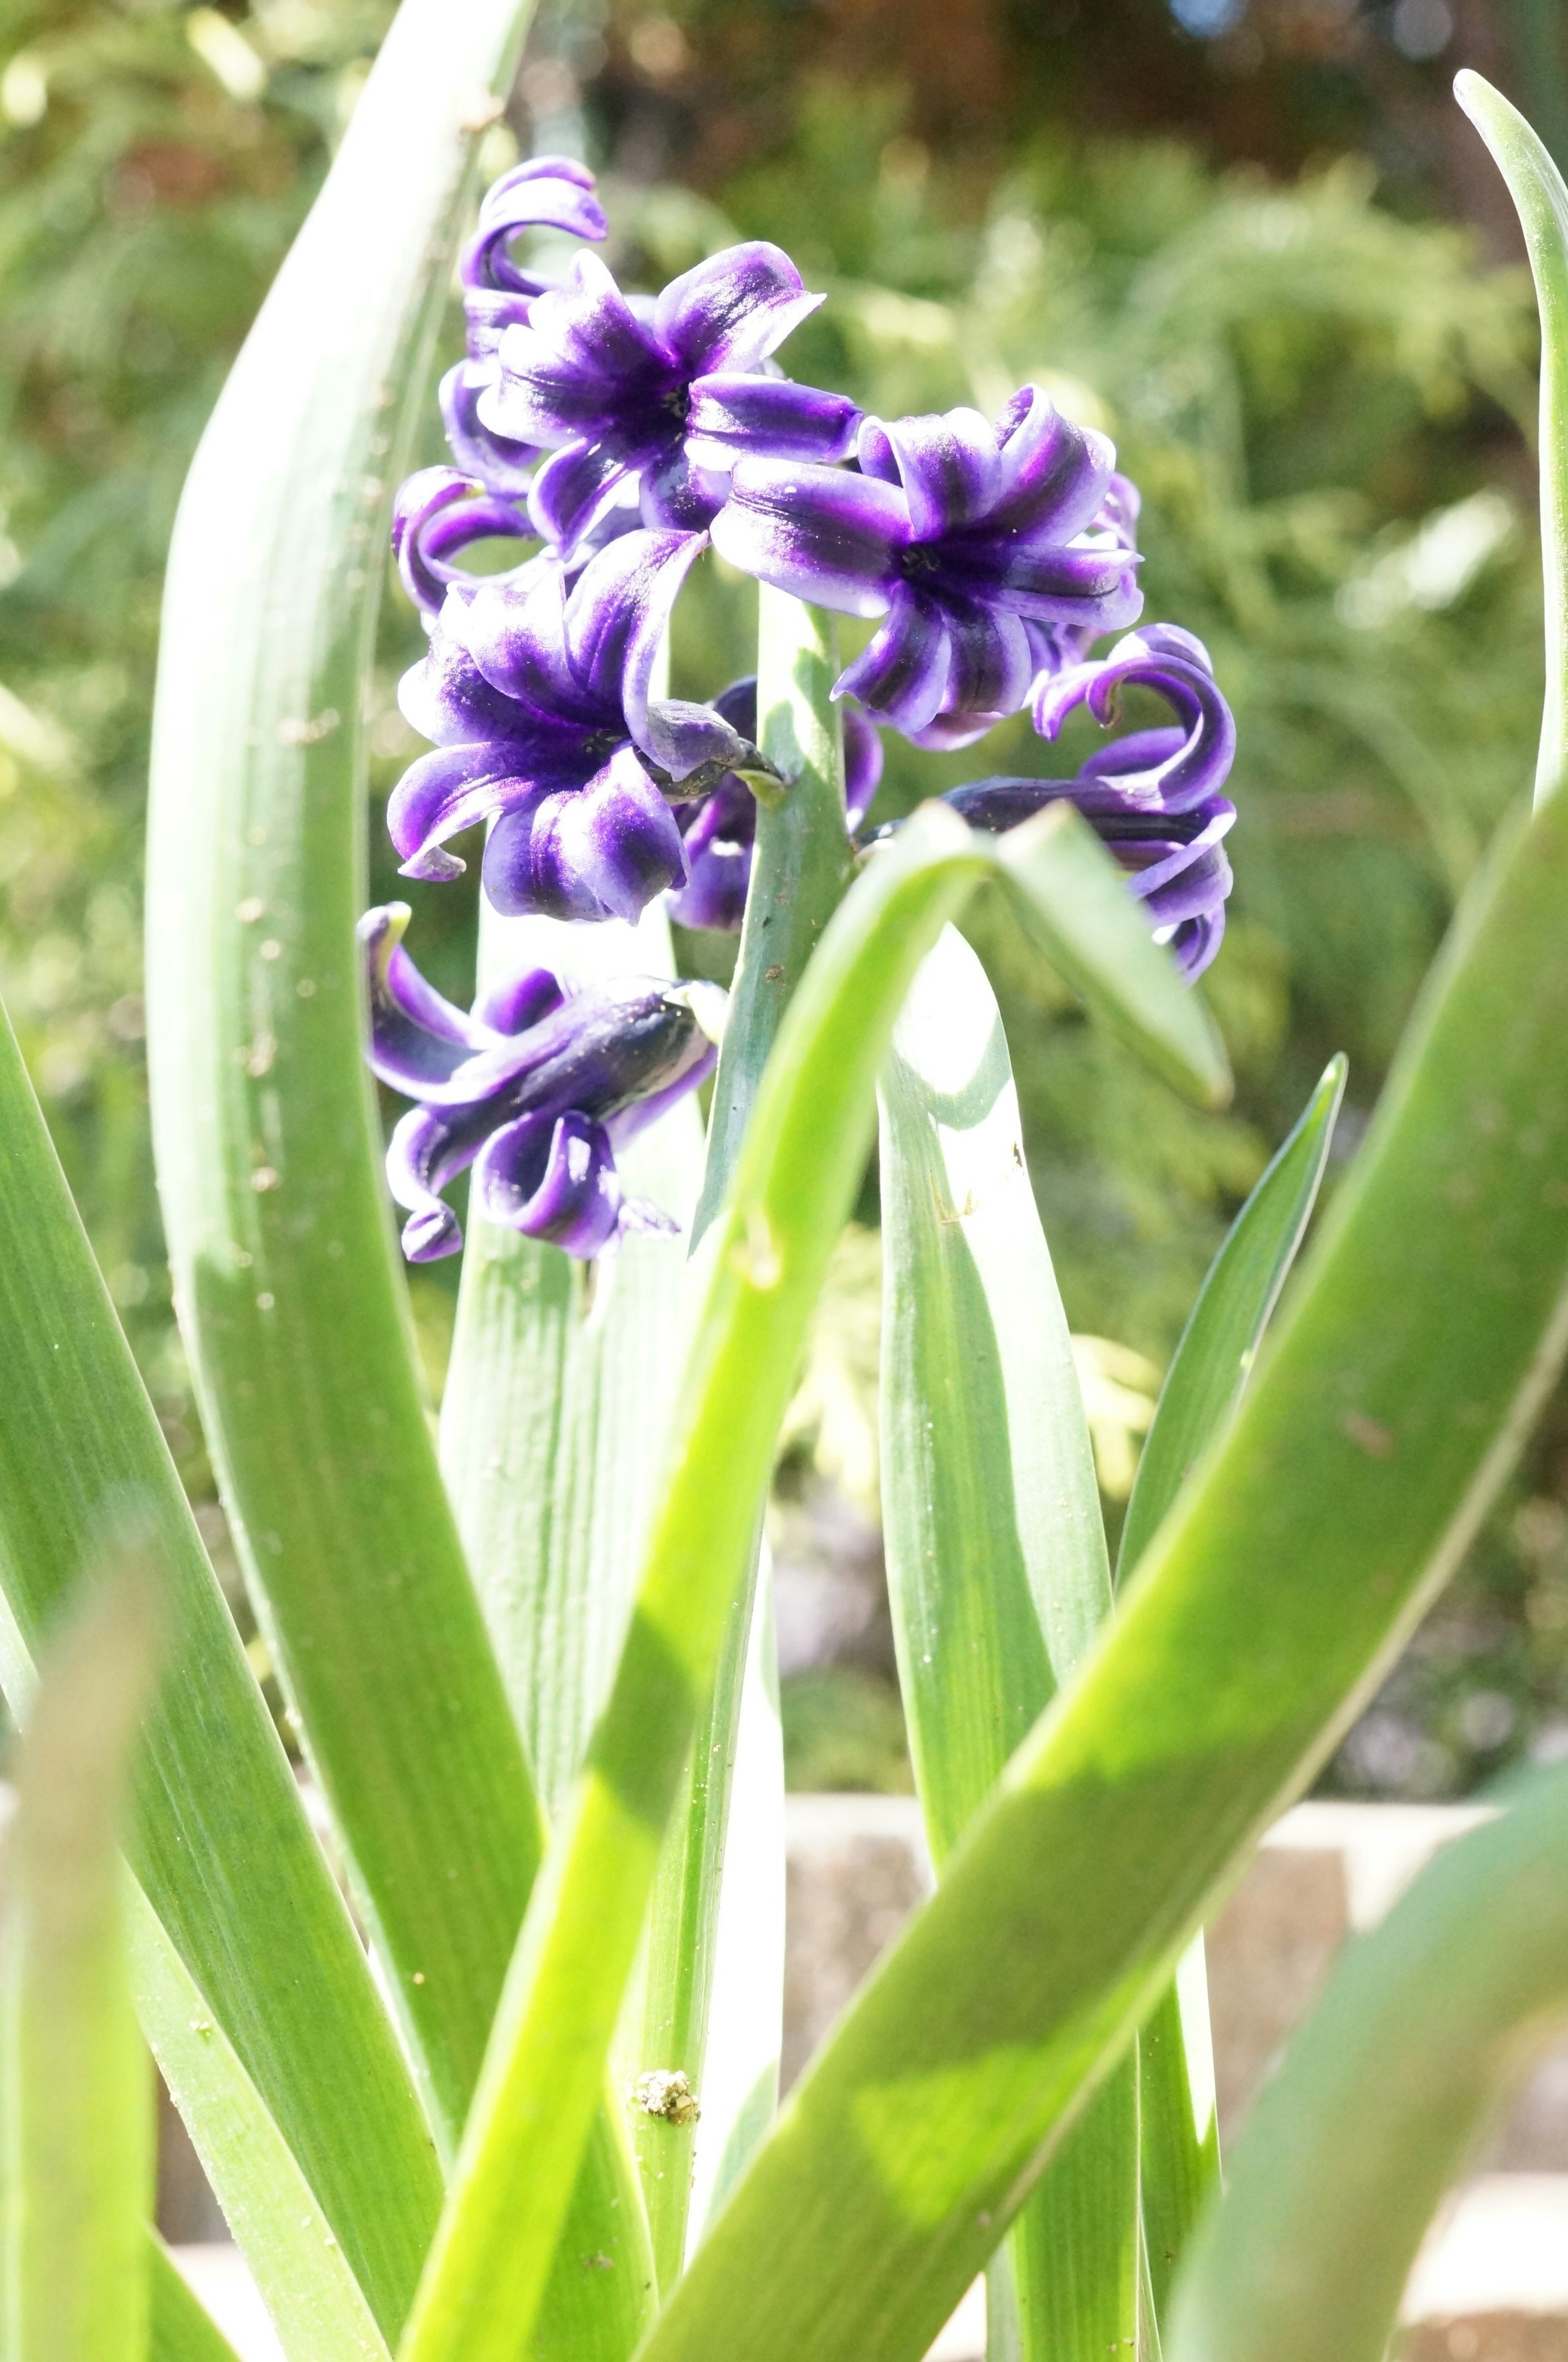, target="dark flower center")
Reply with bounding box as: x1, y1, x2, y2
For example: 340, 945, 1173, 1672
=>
898, 541, 940, 578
